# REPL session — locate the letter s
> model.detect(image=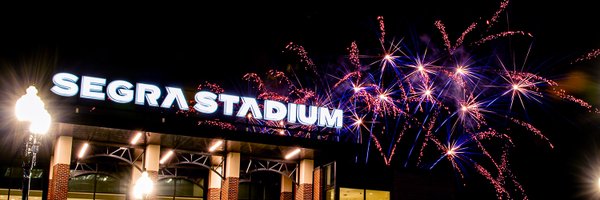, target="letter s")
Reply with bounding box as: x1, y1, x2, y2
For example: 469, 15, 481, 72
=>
194, 91, 218, 114
50, 72, 79, 97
